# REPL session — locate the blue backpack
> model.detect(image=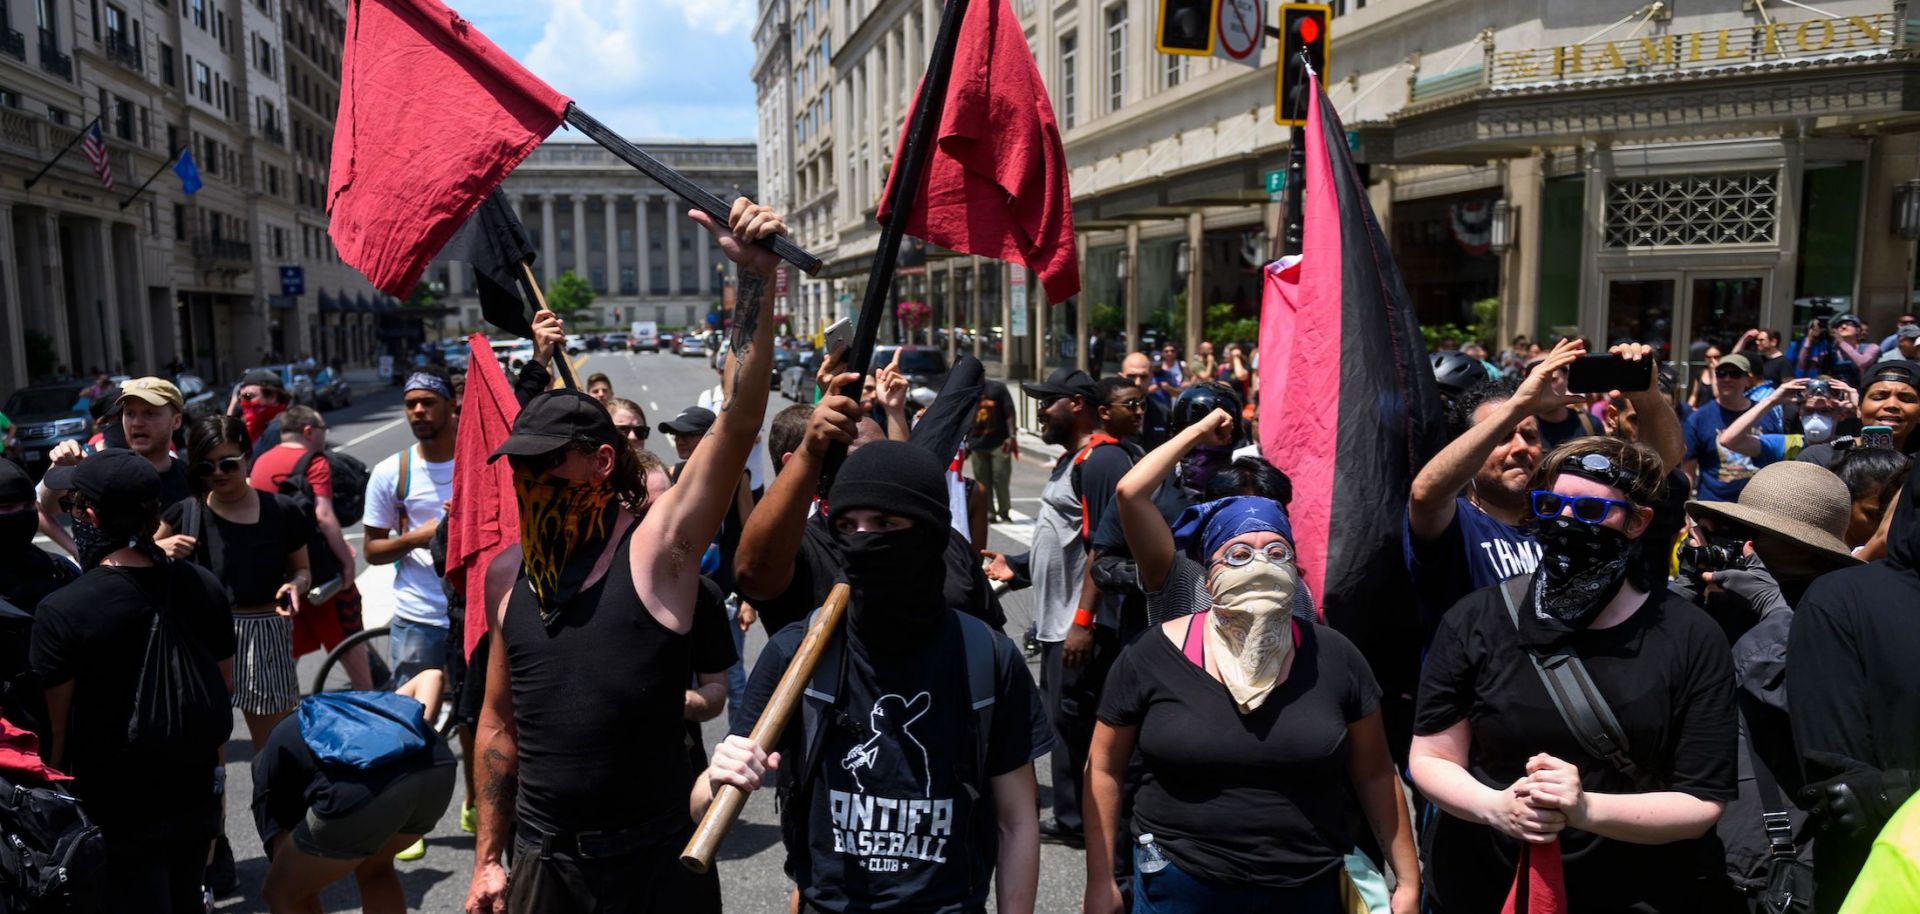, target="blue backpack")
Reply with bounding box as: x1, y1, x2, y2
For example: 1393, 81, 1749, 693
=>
298, 692, 434, 771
